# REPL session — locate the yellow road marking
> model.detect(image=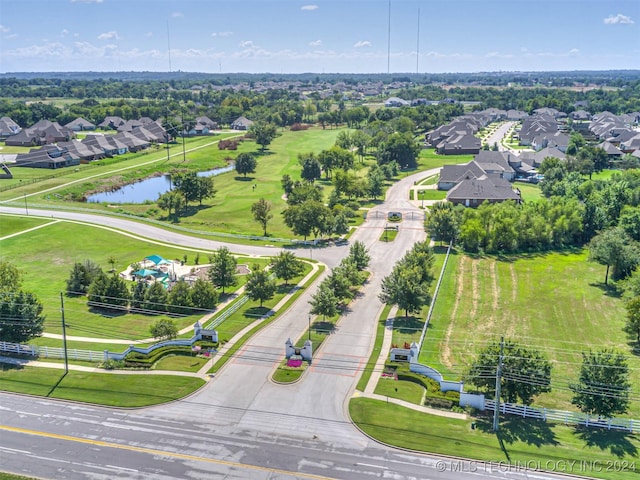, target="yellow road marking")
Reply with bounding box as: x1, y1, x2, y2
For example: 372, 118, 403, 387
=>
0, 424, 334, 480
